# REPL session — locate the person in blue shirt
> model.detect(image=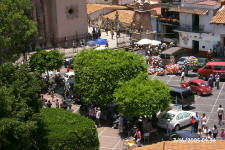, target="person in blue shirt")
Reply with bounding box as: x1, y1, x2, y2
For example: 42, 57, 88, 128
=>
208, 76, 213, 88
194, 112, 200, 133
